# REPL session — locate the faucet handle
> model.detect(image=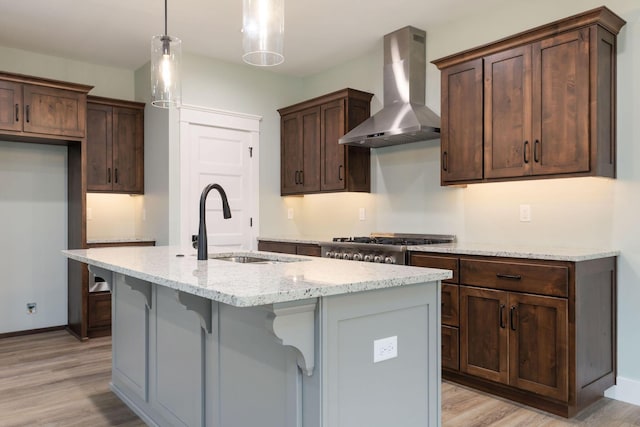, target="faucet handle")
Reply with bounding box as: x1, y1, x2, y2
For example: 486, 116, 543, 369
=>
191, 235, 198, 249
